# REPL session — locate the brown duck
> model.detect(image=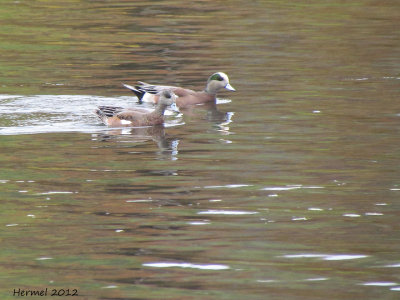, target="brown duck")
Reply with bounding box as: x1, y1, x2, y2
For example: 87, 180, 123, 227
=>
122, 72, 235, 108
95, 90, 178, 127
